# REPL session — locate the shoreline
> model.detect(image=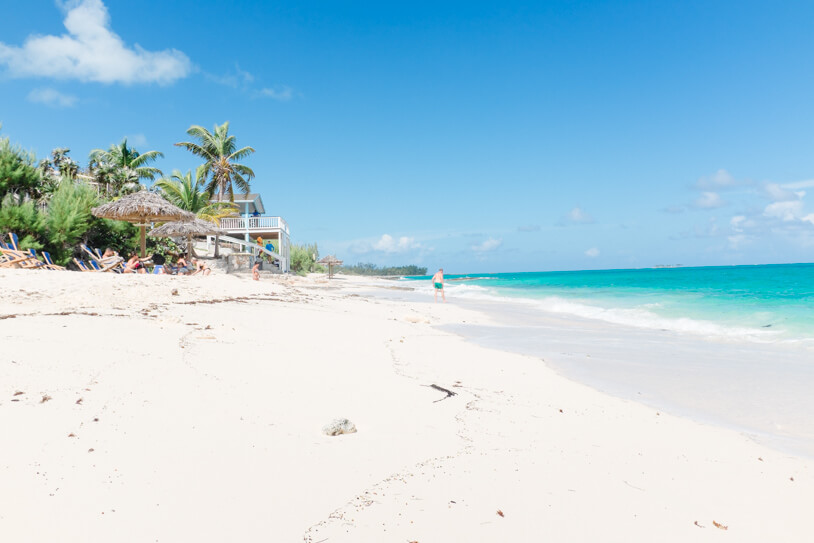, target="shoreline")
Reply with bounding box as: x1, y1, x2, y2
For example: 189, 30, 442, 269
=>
384, 276, 814, 458
2, 269, 813, 541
